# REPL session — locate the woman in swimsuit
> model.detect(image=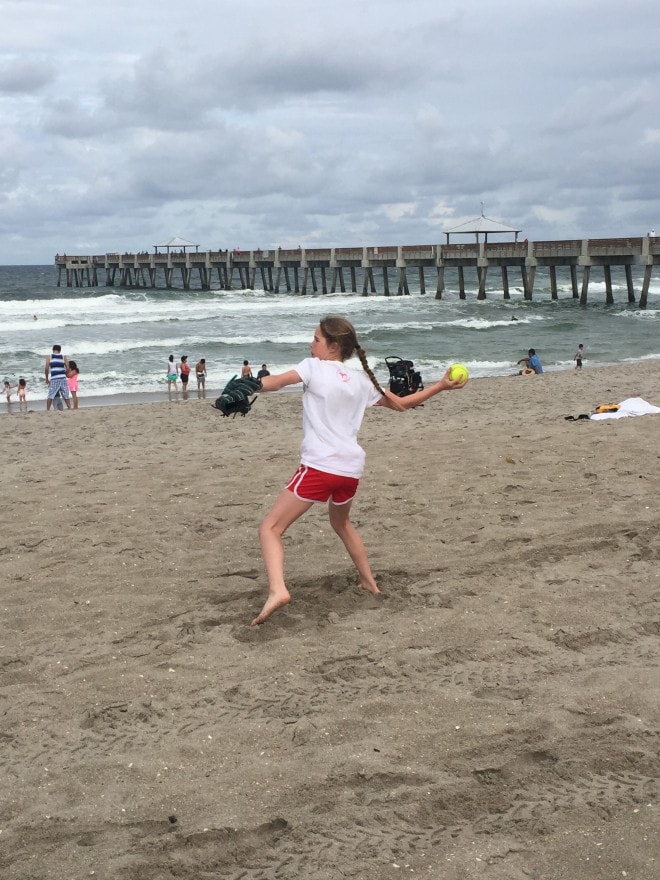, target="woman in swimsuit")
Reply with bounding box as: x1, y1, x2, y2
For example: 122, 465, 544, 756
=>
179, 356, 191, 392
